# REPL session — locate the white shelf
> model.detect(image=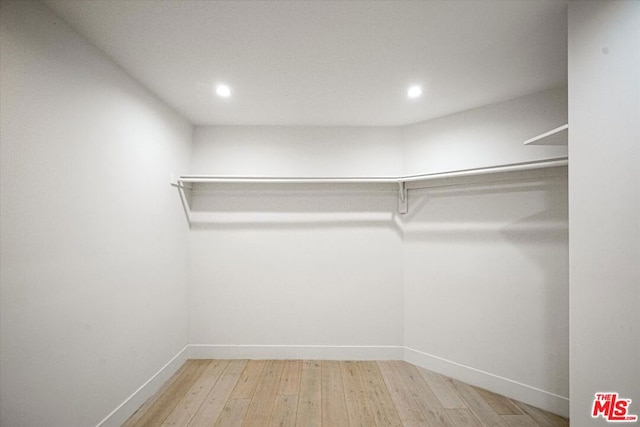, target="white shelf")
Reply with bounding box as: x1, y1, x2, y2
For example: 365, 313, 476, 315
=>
524, 124, 568, 146
172, 157, 568, 222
